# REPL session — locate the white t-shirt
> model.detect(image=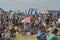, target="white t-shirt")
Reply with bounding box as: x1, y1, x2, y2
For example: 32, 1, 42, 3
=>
6, 32, 10, 39
58, 18, 60, 23
47, 27, 52, 33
